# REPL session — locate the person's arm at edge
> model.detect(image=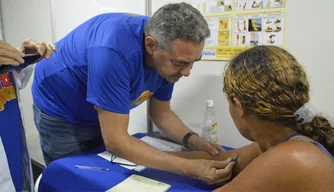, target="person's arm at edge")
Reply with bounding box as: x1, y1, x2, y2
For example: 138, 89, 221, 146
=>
13, 39, 56, 90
